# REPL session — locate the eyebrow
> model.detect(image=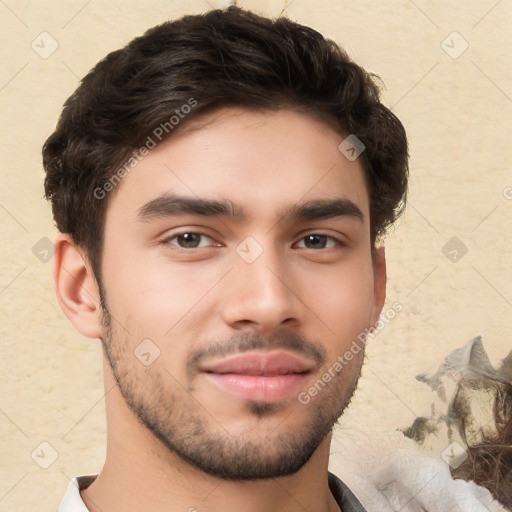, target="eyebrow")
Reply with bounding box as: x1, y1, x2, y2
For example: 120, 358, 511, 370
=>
137, 194, 364, 224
